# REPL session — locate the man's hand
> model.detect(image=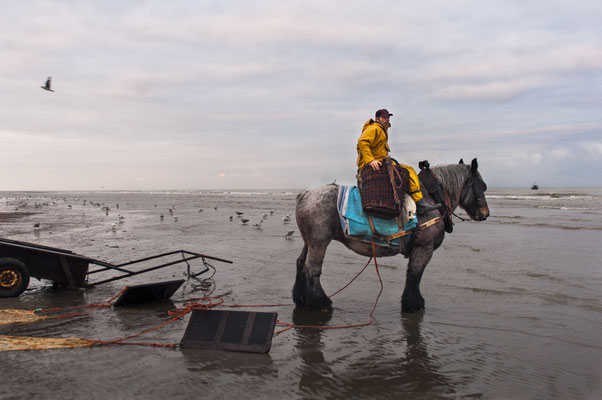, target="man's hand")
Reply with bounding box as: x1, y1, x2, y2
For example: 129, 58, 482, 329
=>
369, 160, 382, 171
